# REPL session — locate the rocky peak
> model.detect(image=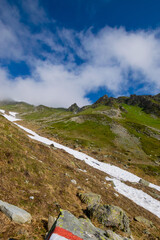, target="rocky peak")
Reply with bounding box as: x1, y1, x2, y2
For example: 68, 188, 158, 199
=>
94, 95, 115, 106
94, 93, 160, 116
68, 103, 80, 113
